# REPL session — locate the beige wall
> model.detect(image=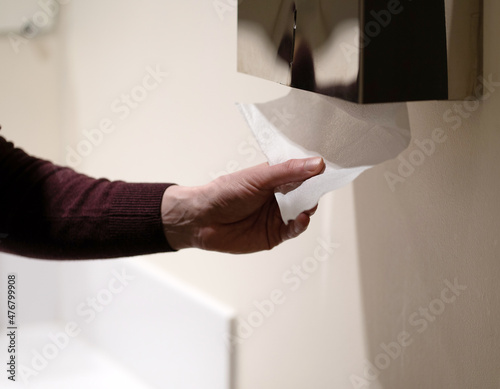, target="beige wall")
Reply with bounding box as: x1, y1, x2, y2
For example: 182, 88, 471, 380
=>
0, 28, 61, 161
